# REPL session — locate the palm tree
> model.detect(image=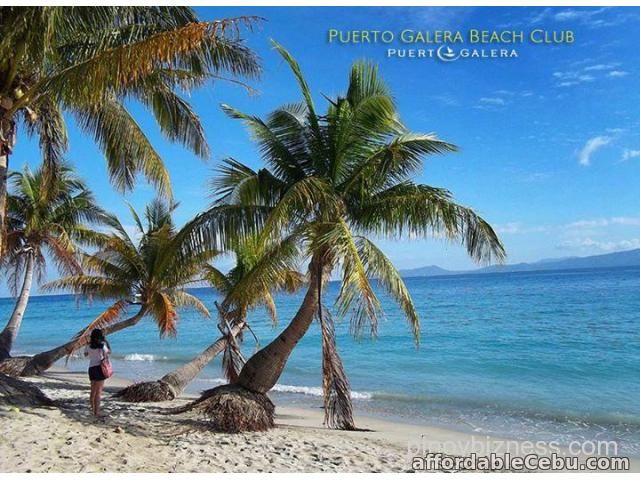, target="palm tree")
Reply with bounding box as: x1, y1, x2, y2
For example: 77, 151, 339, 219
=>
115, 235, 304, 402
0, 6, 260, 253
0, 162, 110, 359
0, 199, 215, 377
196, 41, 506, 431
